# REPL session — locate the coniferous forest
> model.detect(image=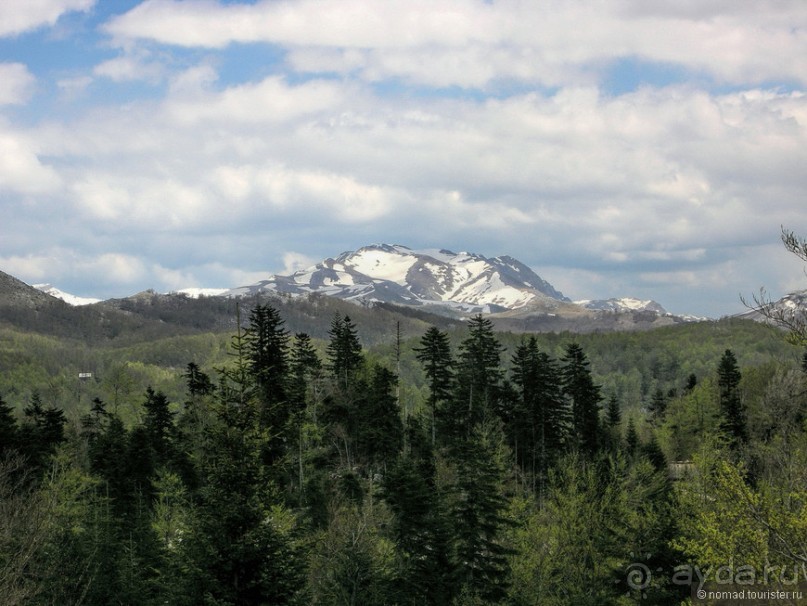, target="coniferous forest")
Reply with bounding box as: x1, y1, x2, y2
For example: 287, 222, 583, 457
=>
2, 299, 807, 605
